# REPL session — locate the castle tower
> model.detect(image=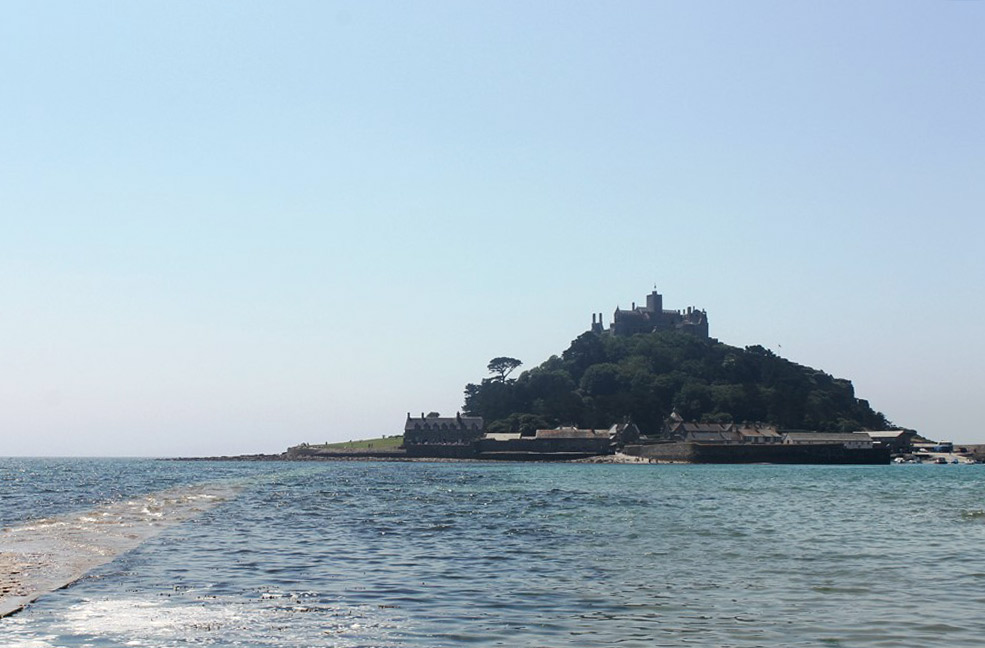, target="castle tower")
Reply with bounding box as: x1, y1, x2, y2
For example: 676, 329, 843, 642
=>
645, 290, 662, 313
